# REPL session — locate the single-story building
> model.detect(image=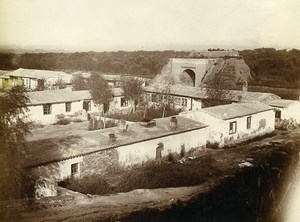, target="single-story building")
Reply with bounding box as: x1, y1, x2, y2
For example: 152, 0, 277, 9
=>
25, 116, 208, 181
0, 68, 73, 90
143, 83, 280, 111
266, 99, 300, 124
26, 88, 128, 125
180, 102, 275, 147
